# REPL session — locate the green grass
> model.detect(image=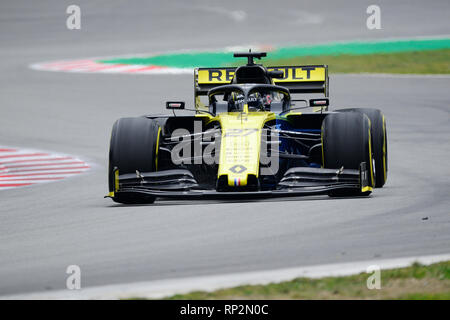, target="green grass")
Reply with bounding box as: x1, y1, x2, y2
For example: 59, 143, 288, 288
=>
161, 261, 450, 300
262, 49, 450, 74
99, 38, 450, 70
